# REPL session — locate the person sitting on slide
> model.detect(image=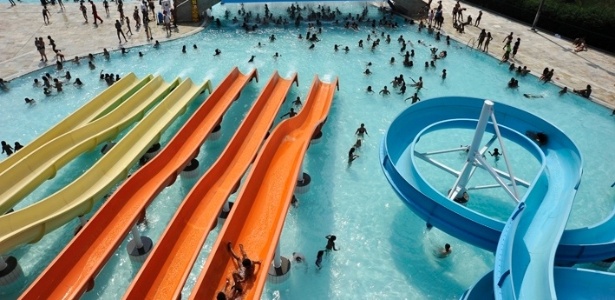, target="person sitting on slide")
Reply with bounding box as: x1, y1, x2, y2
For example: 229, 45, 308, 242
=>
228, 242, 261, 285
